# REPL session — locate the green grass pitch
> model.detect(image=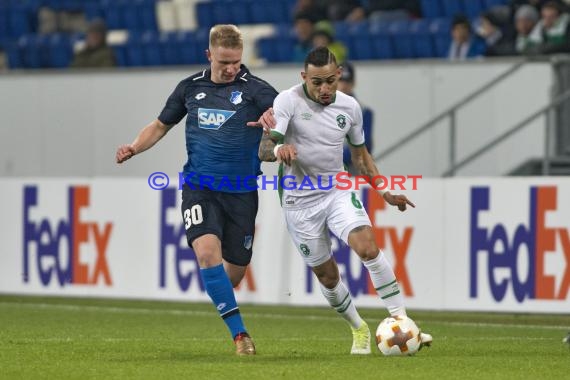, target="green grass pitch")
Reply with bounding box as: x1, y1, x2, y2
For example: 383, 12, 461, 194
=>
1, 295, 568, 379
